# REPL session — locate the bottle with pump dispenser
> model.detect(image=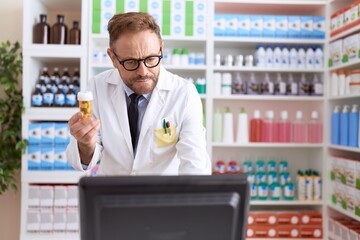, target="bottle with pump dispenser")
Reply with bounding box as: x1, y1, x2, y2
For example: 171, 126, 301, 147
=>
236, 107, 249, 144
222, 107, 234, 143
278, 110, 291, 143
250, 110, 263, 142
331, 106, 341, 145
340, 105, 350, 146
292, 111, 307, 143
33, 14, 50, 44
349, 105, 359, 147
307, 111, 323, 143
331, 71, 339, 97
